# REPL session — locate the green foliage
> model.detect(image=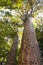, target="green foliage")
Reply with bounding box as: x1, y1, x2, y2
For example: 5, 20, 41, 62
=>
0, 20, 16, 62
35, 20, 43, 57
0, 0, 43, 64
